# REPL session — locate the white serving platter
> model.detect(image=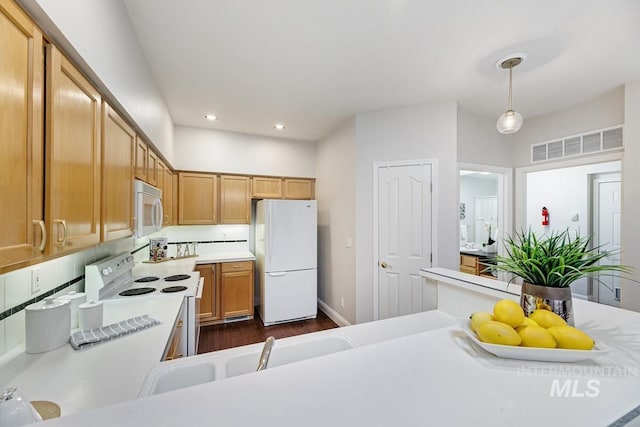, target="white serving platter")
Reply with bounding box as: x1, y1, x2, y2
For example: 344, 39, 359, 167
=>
457, 319, 609, 363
